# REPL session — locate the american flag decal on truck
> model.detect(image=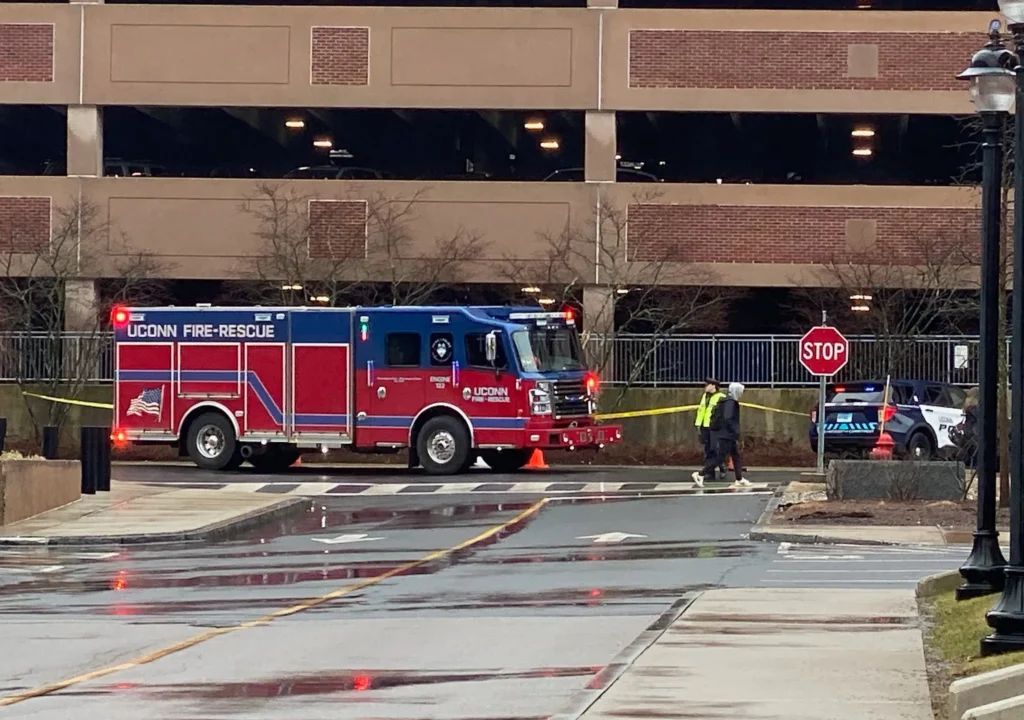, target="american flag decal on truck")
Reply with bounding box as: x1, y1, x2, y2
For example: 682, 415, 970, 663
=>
127, 387, 163, 419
